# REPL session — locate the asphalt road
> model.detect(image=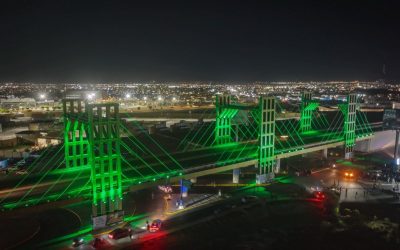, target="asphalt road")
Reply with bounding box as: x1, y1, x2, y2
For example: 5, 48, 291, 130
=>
38, 165, 340, 249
